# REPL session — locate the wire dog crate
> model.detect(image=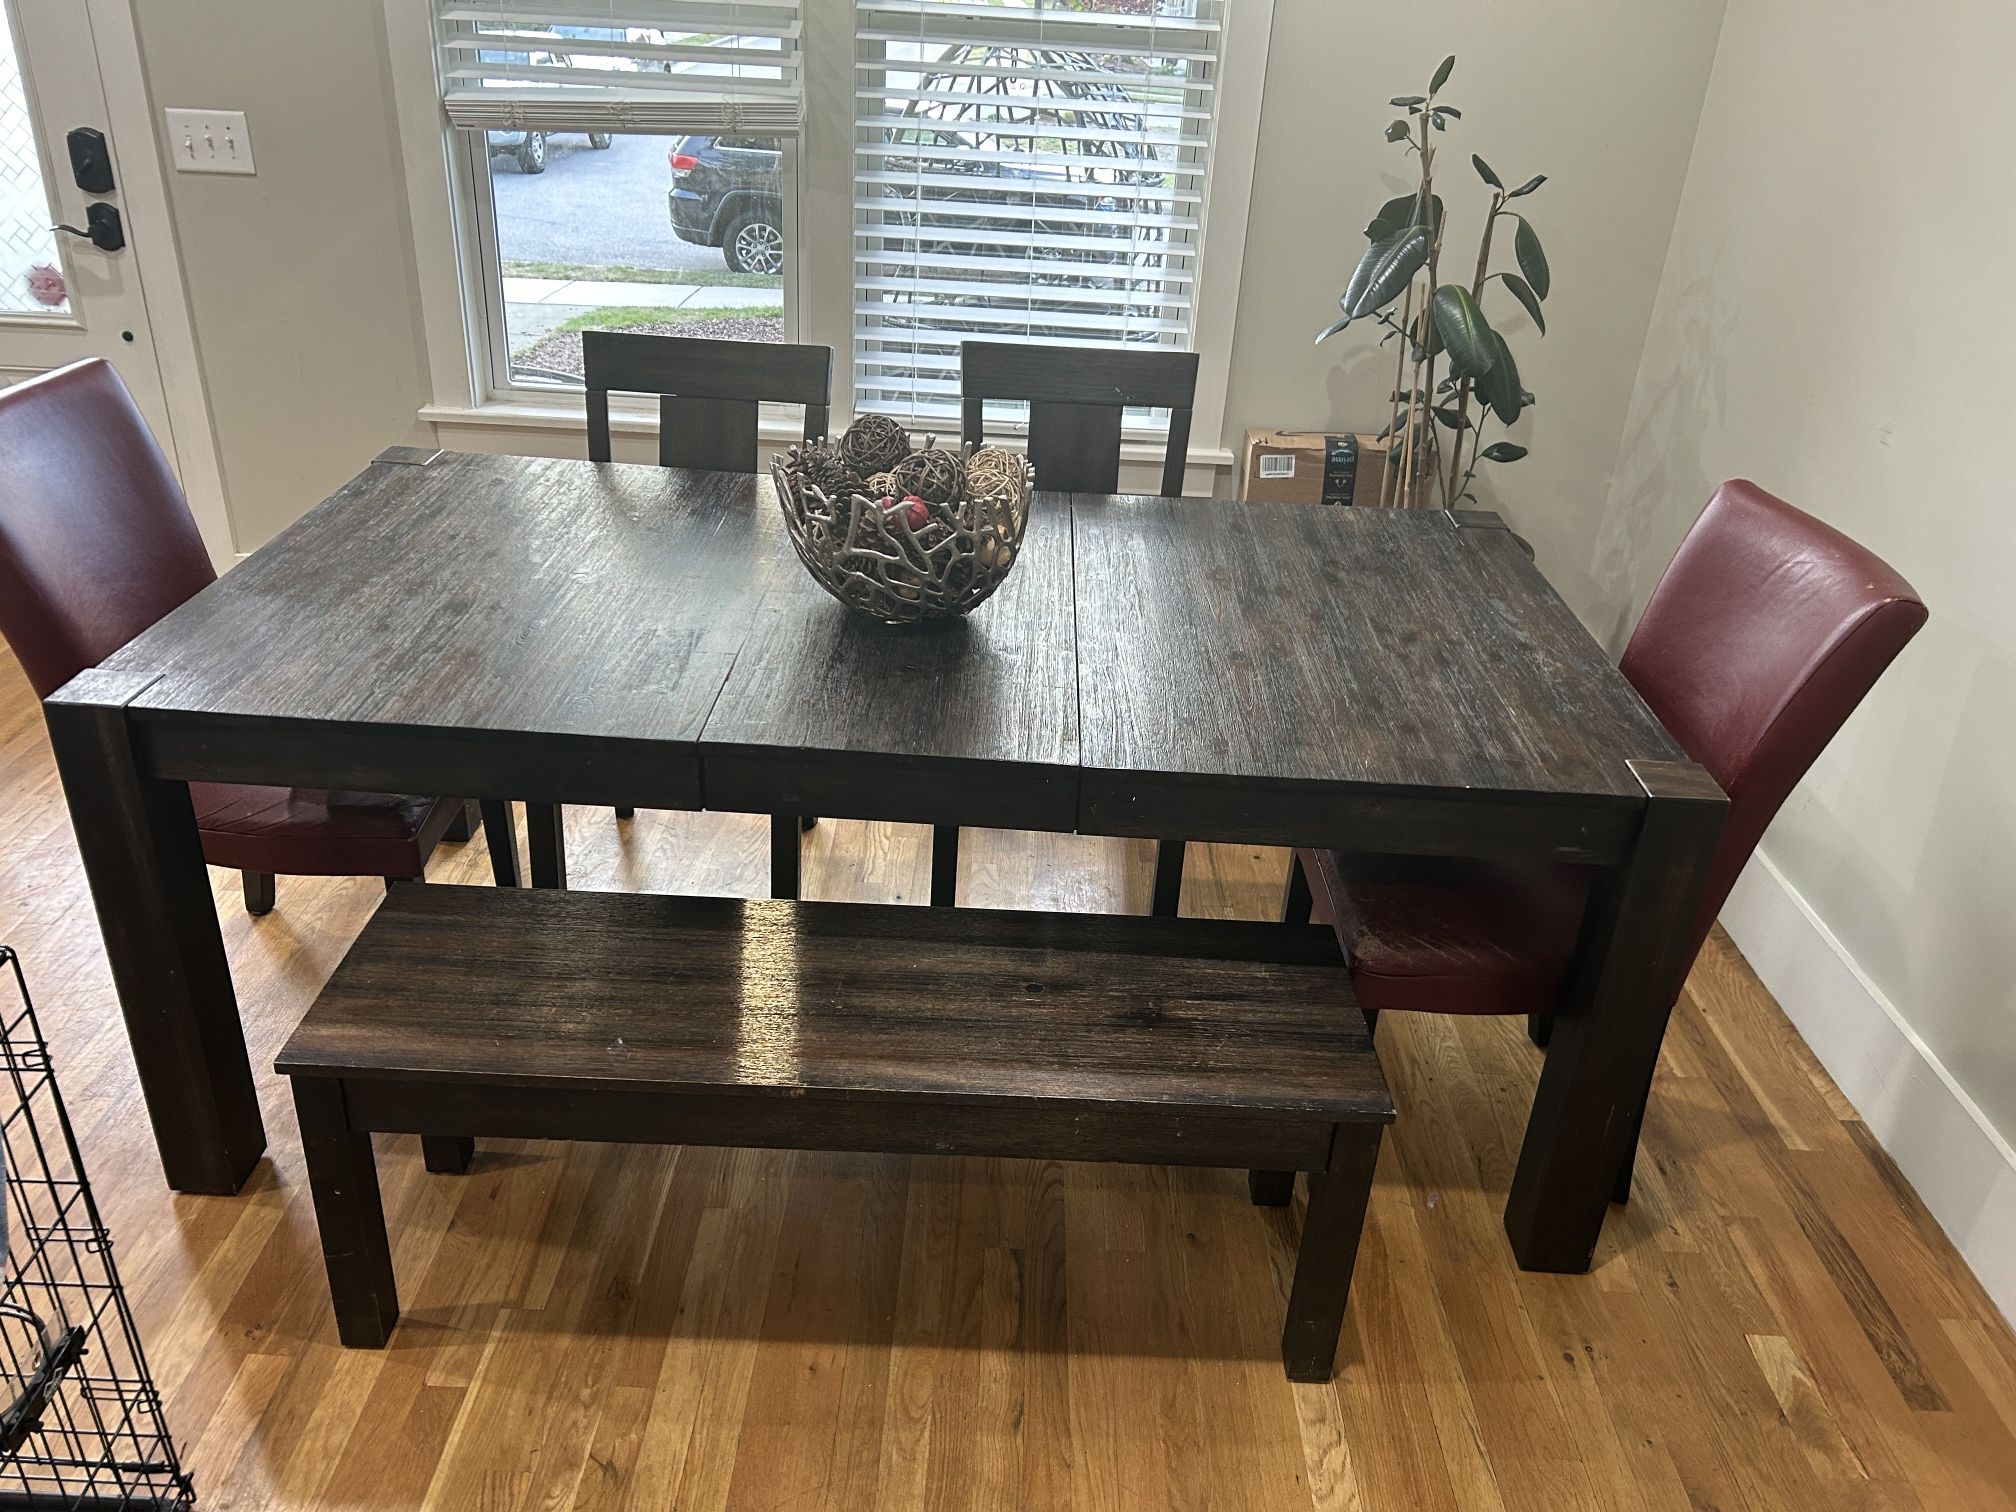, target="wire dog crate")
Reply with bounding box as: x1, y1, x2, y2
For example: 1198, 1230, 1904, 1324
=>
0, 947, 193, 1510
